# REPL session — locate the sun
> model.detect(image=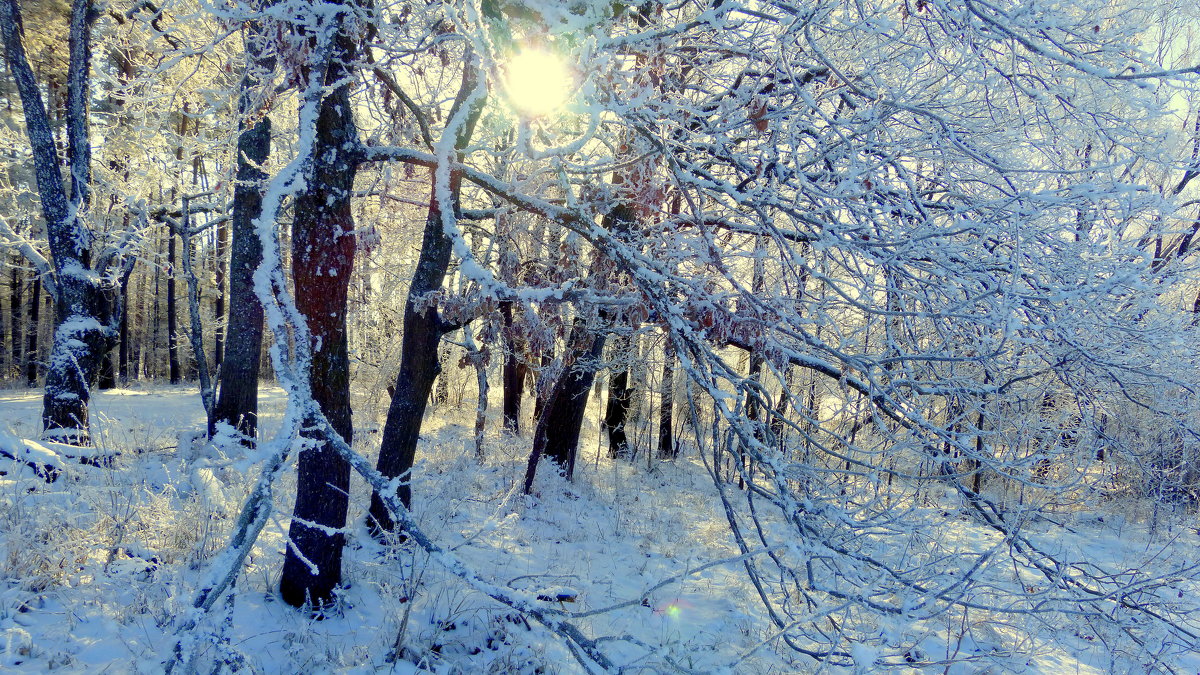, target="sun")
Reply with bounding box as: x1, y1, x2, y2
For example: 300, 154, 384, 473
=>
504, 49, 573, 117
